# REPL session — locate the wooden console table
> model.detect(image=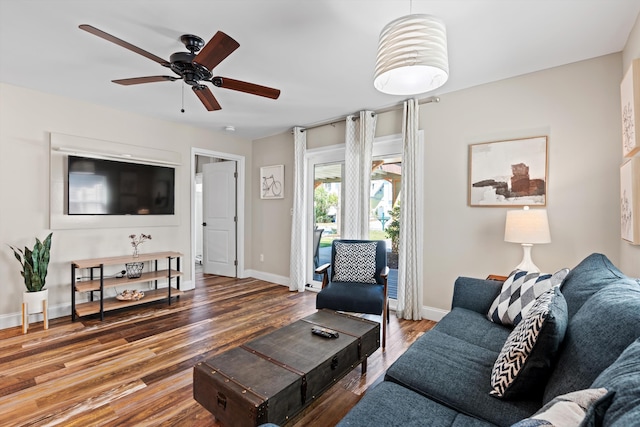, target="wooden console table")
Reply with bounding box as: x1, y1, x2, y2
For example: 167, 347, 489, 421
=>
71, 251, 183, 321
